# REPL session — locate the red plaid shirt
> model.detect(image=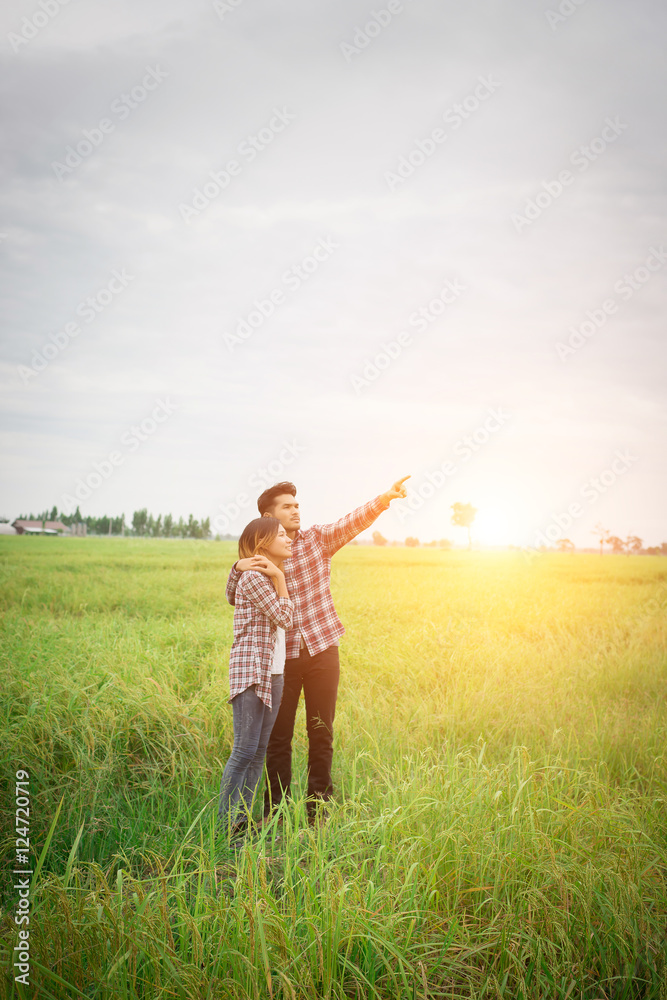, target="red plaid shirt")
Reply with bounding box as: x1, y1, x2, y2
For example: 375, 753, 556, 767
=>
226, 495, 389, 659
228, 570, 293, 708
